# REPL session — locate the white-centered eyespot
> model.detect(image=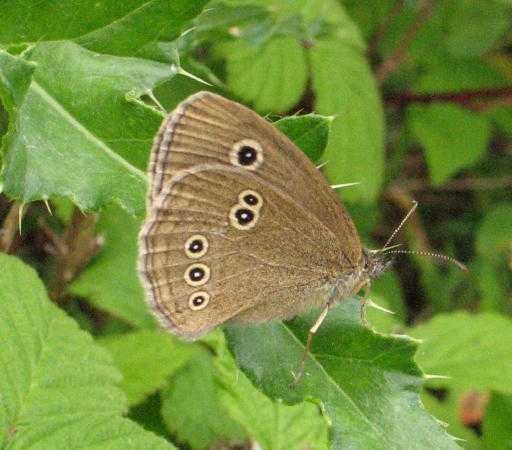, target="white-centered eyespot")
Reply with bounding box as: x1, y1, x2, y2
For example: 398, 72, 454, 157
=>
229, 139, 263, 170
229, 204, 259, 230
184, 234, 209, 259
184, 263, 210, 287
189, 291, 210, 311
238, 189, 263, 210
